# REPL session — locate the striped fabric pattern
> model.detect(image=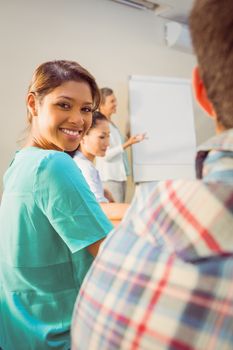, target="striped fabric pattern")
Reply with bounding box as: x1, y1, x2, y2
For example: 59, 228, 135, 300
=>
72, 129, 233, 350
